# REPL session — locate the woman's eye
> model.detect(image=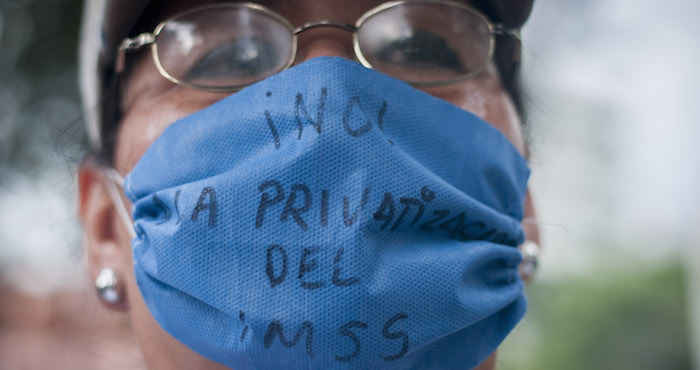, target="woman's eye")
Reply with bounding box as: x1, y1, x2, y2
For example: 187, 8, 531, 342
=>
375, 31, 466, 72
185, 37, 280, 81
